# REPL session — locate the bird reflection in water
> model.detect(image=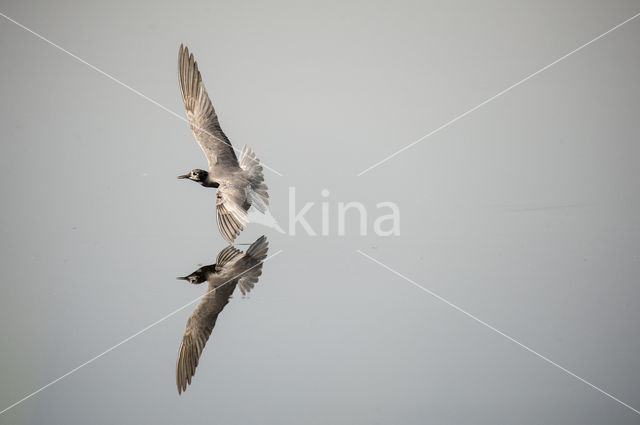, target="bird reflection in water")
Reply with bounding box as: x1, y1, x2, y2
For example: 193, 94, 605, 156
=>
175, 235, 269, 394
